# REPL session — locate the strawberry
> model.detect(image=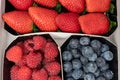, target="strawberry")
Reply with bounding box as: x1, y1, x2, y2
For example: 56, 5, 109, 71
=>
55, 13, 81, 33
2, 11, 33, 34
6, 45, 23, 64
44, 42, 59, 60
34, 0, 58, 8
17, 66, 32, 80
8, 0, 34, 10
28, 7, 58, 31
78, 13, 110, 35
26, 52, 42, 68
32, 68, 48, 80
48, 76, 62, 80
10, 65, 19, 80
45, 61, 61, 76
33, 36, 47, 50
59, 0, 85, 13
86, 0, 111, 12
